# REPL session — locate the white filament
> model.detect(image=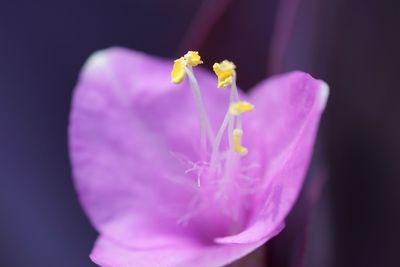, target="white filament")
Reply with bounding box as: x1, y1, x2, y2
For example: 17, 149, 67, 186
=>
185, 66, 215, 154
